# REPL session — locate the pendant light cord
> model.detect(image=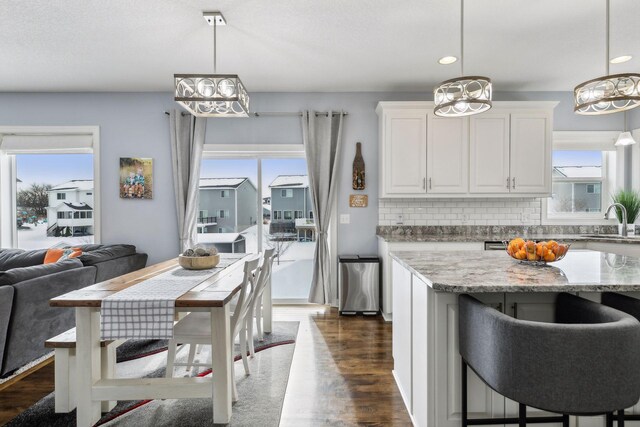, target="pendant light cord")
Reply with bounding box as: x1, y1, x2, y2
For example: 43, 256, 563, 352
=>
213, 17, 217, 74
460, 0, 464, 76
605, 0, 610, 75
